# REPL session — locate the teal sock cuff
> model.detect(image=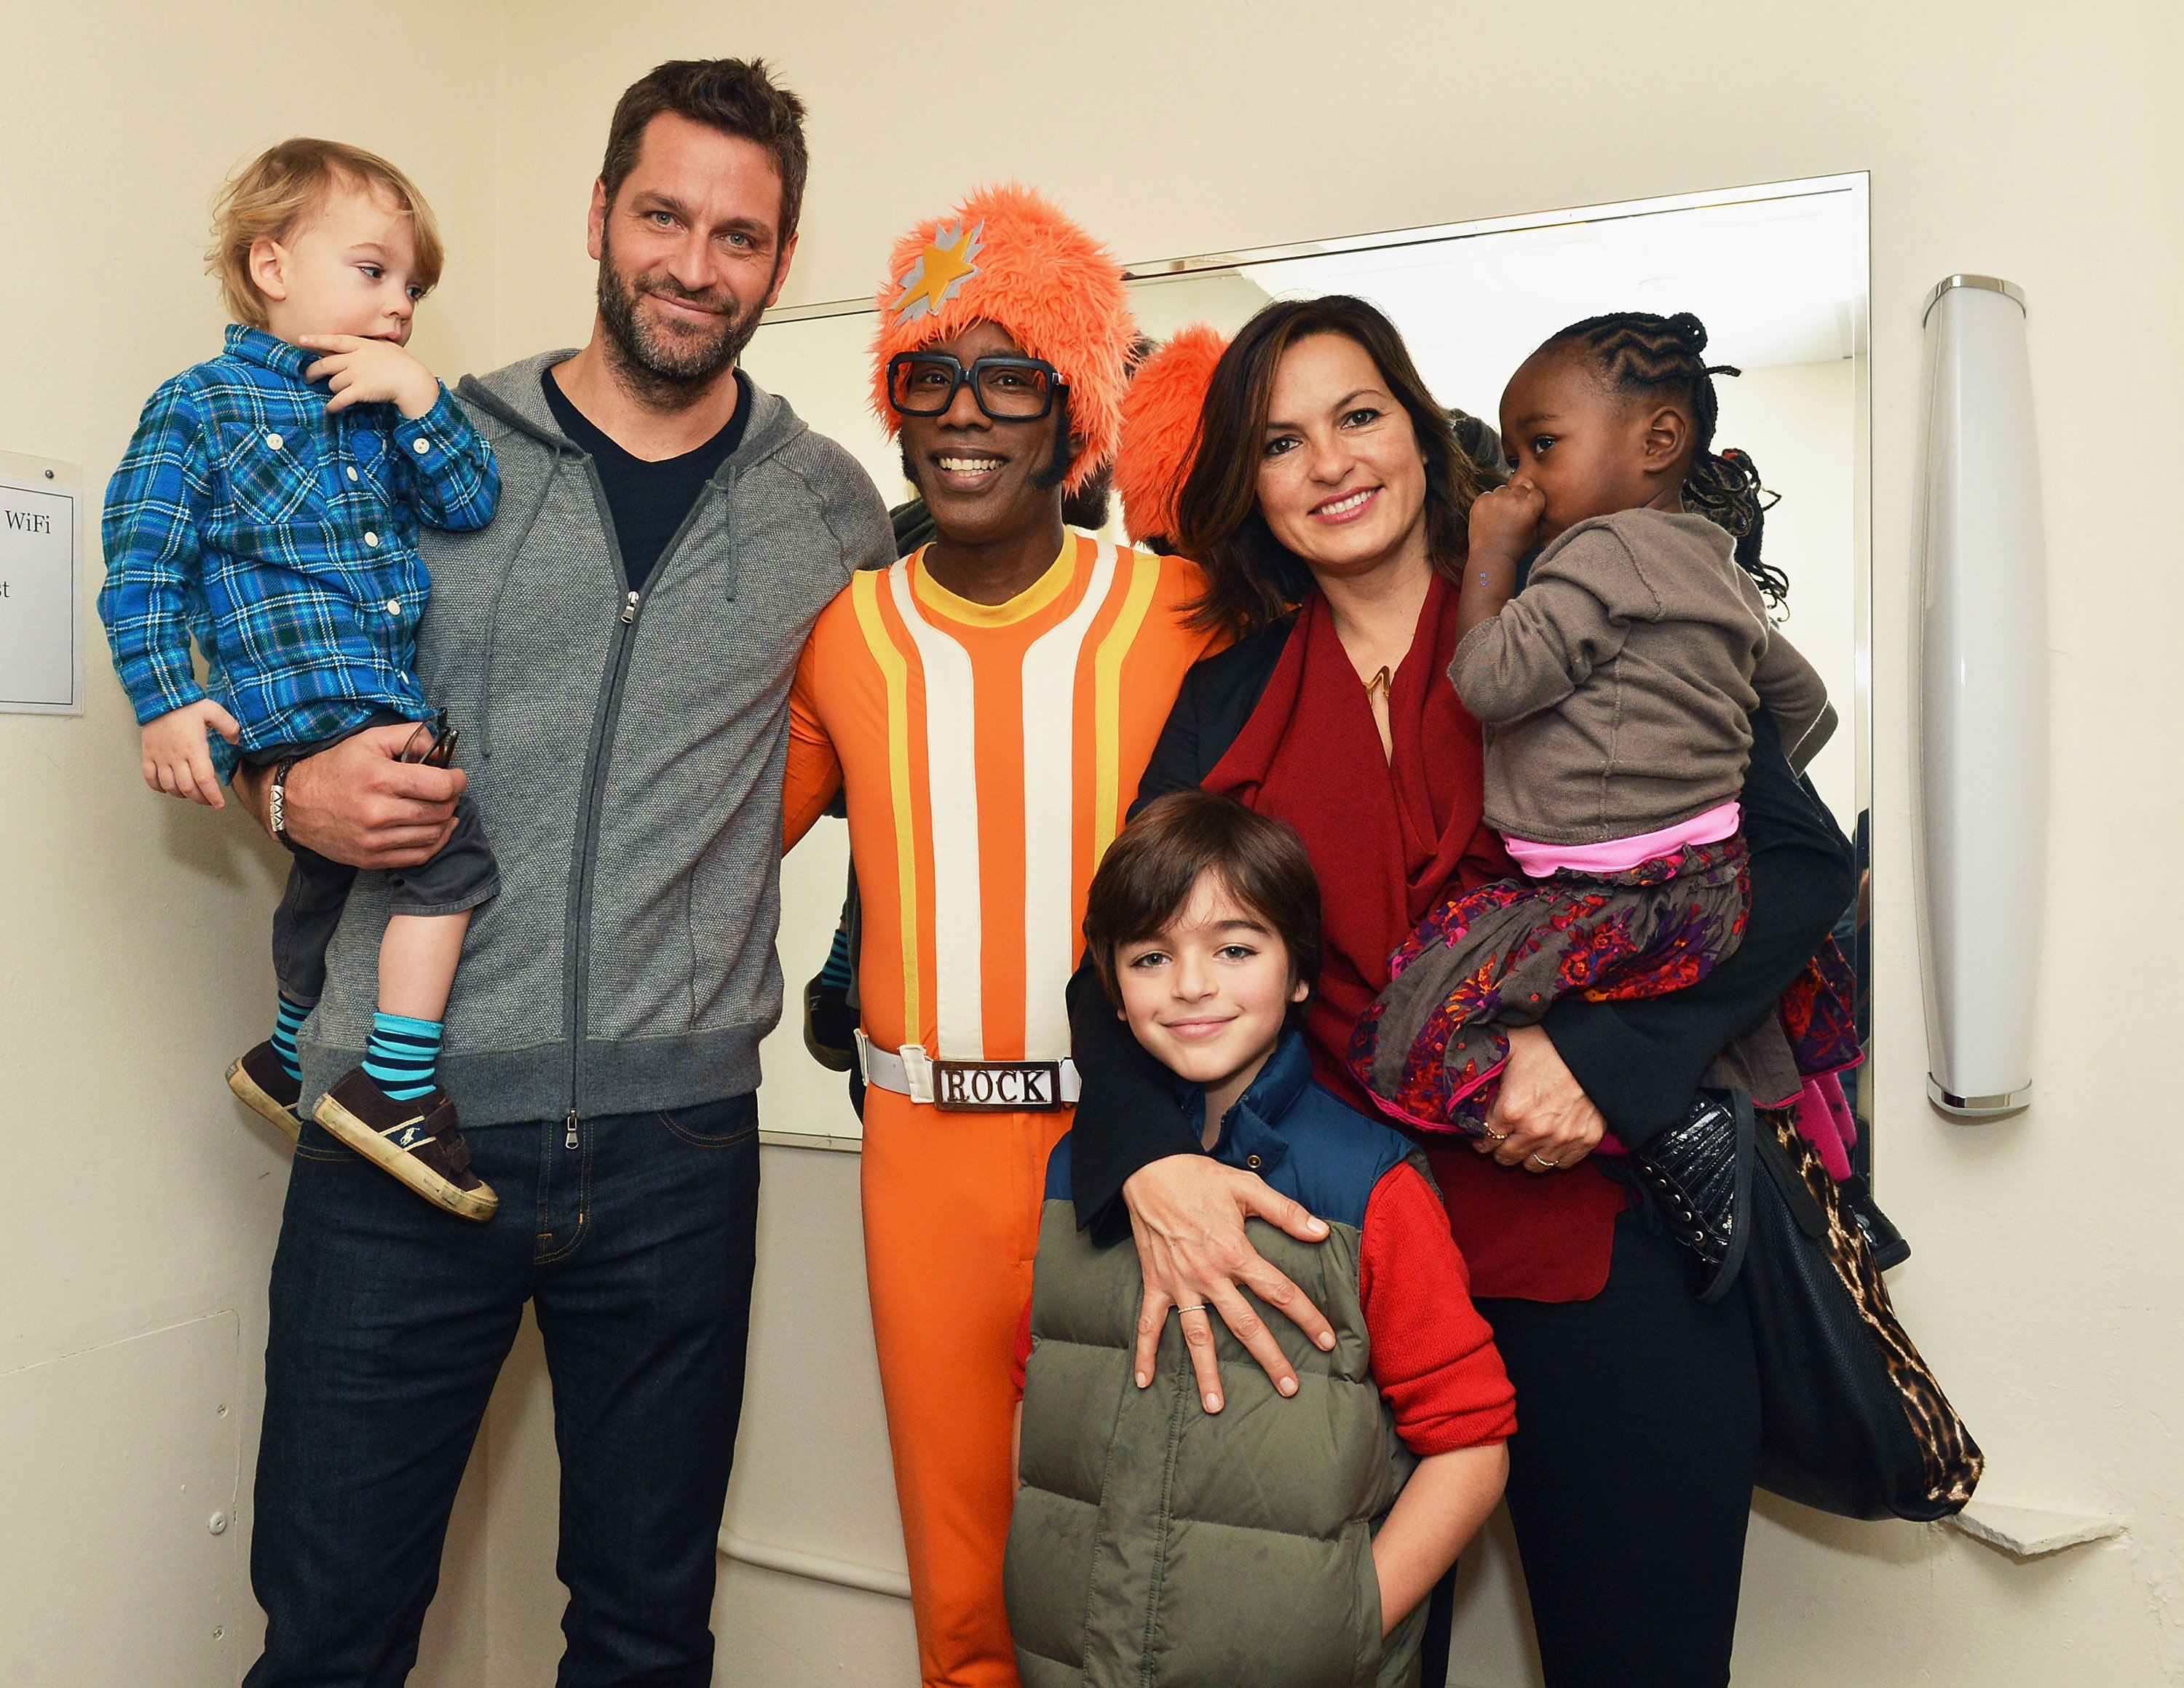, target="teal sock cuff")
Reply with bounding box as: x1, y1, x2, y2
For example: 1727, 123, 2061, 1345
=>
371, 1012, 445, 1040
365, 1011, 446, 1101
